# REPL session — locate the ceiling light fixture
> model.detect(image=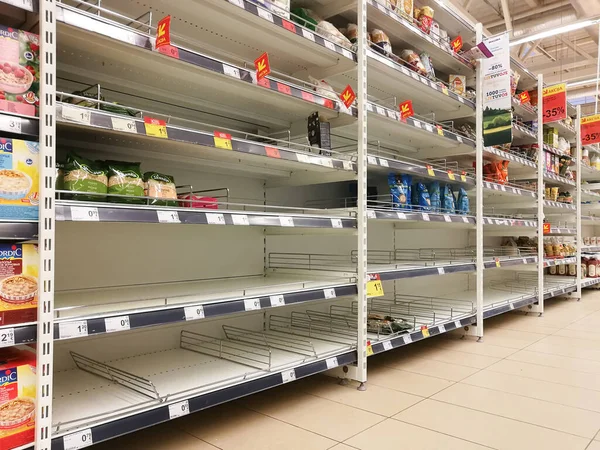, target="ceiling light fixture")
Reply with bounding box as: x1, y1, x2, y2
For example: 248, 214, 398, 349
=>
509, 19, 599, 46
